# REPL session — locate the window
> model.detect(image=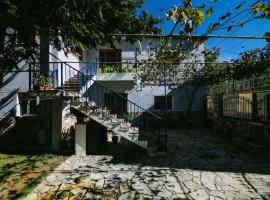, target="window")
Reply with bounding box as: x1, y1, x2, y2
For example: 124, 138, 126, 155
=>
154, 96, 173, 110
99, 49, 121, 68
